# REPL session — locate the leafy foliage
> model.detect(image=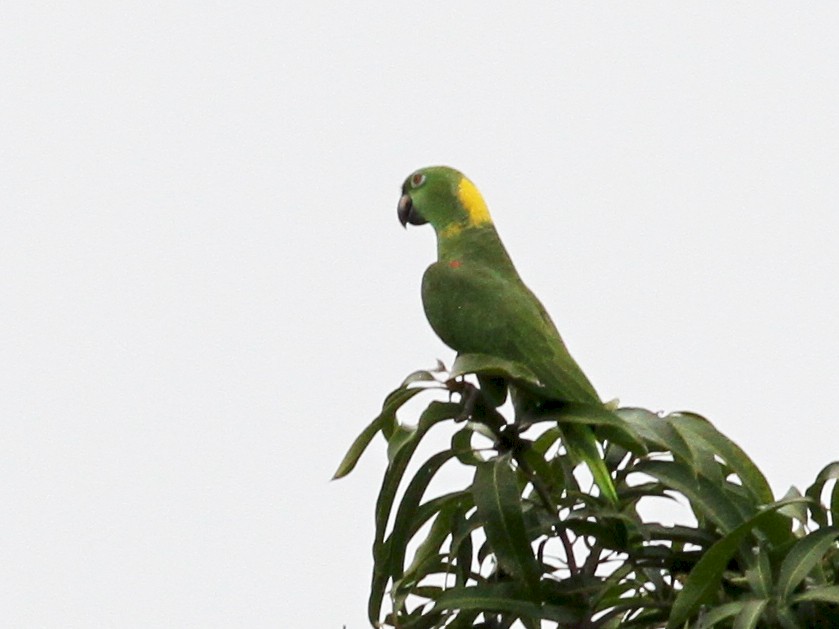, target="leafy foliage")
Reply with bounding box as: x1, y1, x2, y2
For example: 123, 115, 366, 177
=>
336, 355, 839, 628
